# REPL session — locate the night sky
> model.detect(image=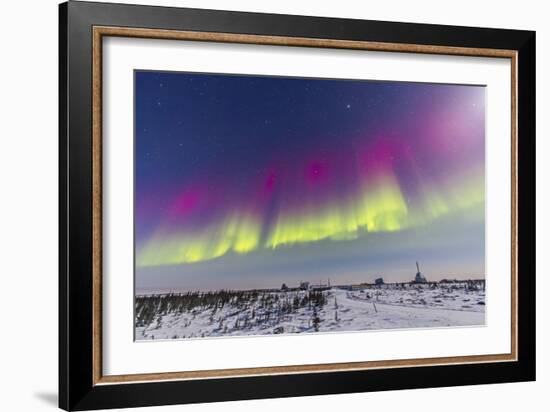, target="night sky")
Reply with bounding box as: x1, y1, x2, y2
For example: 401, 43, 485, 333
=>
135, 71, 485, 292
